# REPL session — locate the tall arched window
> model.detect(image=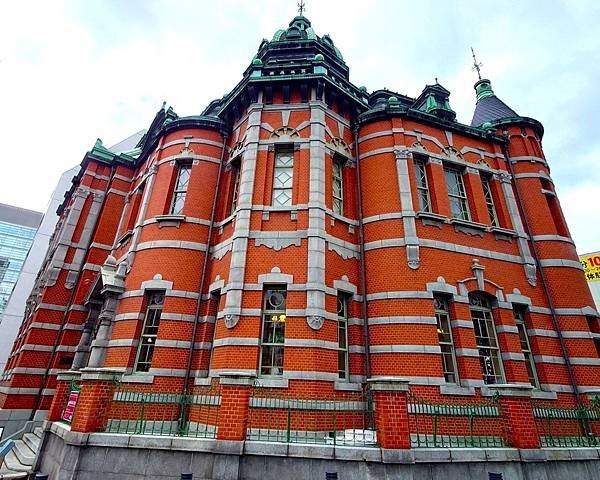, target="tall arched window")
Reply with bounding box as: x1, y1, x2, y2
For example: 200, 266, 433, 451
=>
469, 294, 504, 384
